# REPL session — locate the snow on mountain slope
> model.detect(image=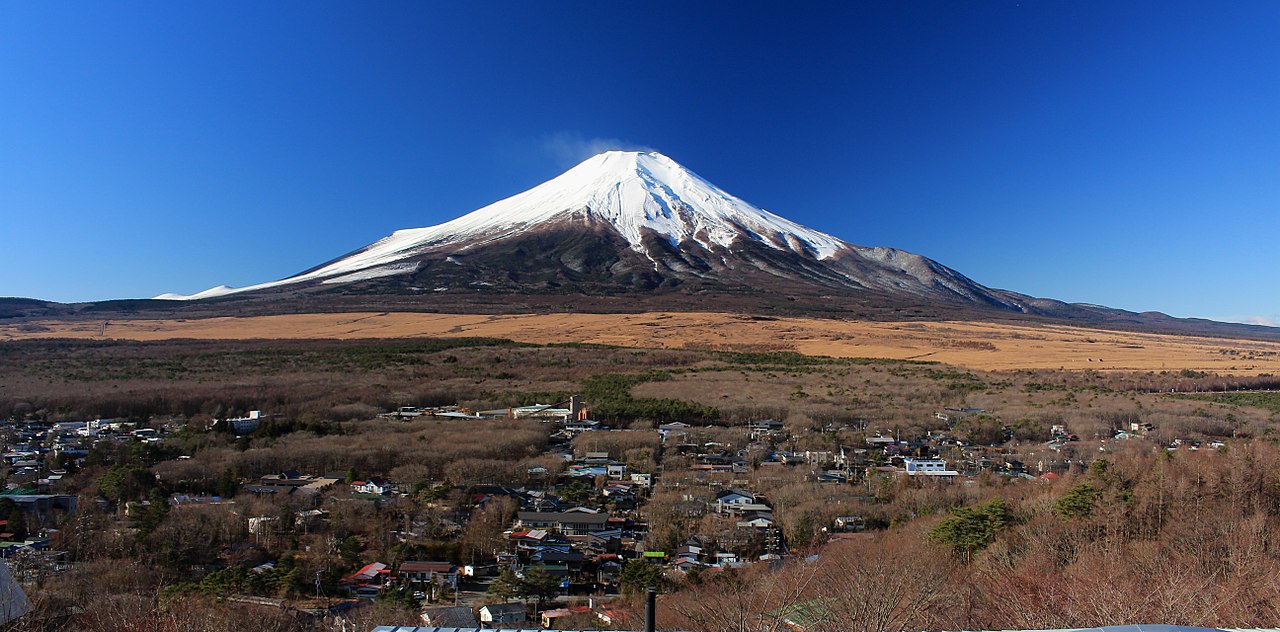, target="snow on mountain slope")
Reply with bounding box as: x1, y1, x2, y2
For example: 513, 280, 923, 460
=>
380, 150, 850, 259
158, 151, 853, 300
154, 285, 238, 301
